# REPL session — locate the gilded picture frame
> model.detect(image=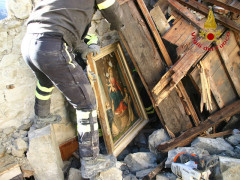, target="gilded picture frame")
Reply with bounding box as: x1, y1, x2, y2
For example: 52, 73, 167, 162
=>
87, 42, 149, 156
